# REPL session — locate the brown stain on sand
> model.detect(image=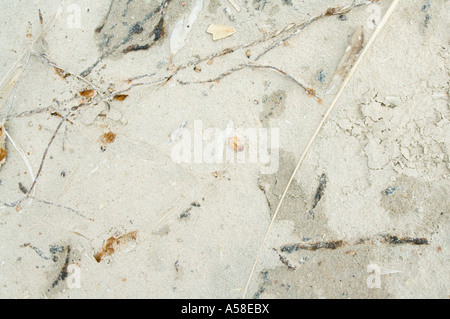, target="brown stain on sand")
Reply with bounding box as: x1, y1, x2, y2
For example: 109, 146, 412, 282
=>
99, 131, 117, 144
94, 231, 138, 263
